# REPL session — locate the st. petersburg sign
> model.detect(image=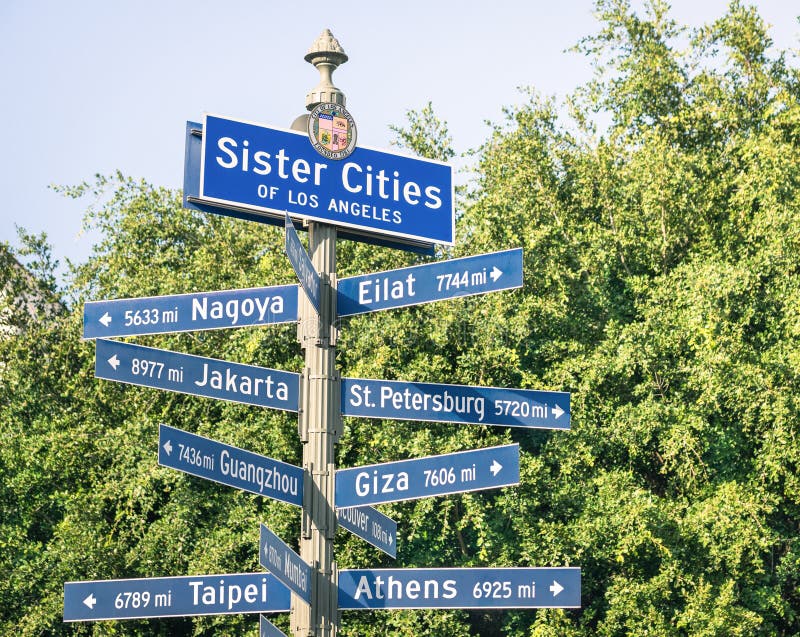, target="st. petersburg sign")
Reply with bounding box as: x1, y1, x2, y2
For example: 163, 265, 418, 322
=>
188, 114, 454, 249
